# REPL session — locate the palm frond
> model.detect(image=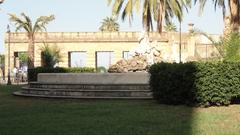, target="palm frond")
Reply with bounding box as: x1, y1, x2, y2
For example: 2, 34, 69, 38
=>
8, 13, 28, 32
33, 15, 55, 32
112, 0, 124, 16
121, 0, 133, 22
21, 13, 33, 32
